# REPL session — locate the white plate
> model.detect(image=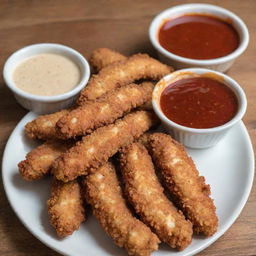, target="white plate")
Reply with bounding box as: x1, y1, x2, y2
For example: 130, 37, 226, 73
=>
2, 112, 255, 256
